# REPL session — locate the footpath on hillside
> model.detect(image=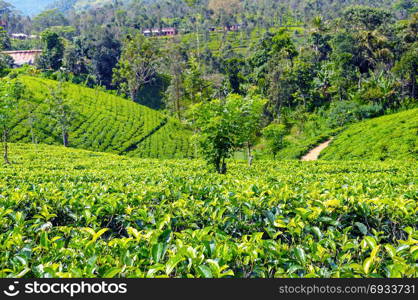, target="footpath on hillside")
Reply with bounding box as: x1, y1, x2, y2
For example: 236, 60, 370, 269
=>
301, 139, 332, 161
